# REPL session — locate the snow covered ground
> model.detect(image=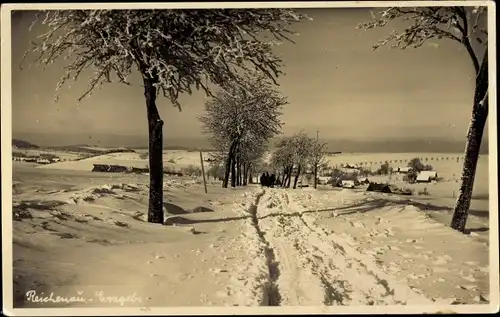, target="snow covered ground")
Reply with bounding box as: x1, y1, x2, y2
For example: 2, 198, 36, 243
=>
5, 161, 498, 314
